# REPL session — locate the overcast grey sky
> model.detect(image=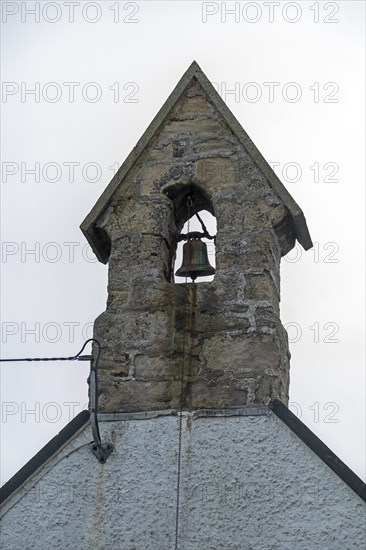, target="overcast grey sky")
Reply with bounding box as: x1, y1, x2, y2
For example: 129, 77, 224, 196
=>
1, 0, 365, 484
